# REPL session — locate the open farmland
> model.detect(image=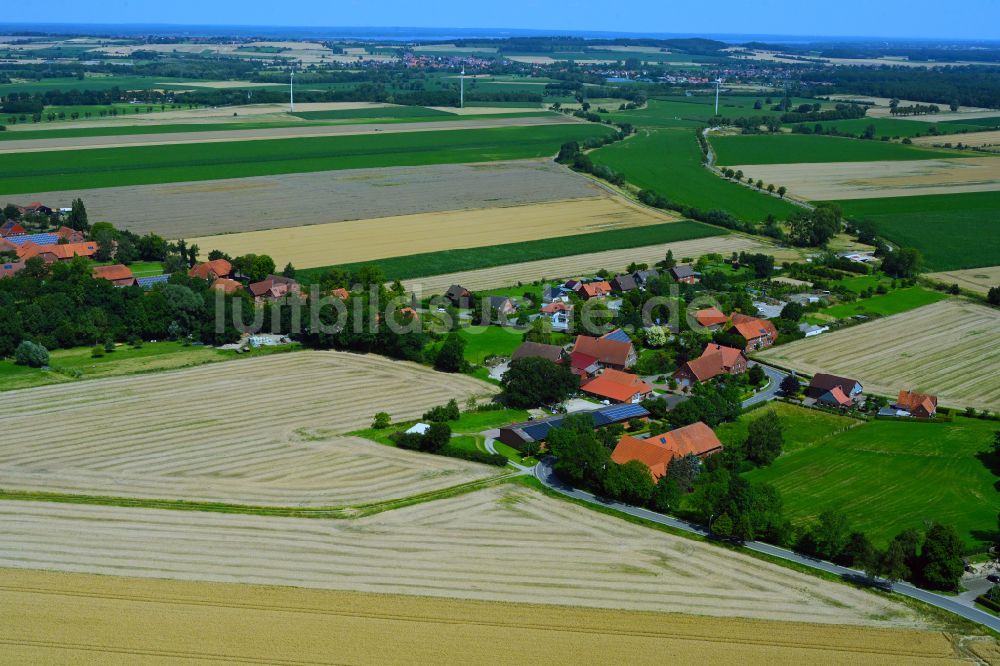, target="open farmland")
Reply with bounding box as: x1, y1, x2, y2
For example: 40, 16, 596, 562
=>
912, 129, 1000, 149
401, 234, 774, 293
187, 196, 679, 270
0, 123, 612, 194
834, 191, 1000, 271
926, 266, 1000, 295
591, 129, 799, 222
758, 299, 1000, 411
731, 157, 1000, 200
0, 114, 576, 153
711, 134, 952, 165
1, 569, 978, 666
0, 352, 498, 506
0, 485, 924, 627
15, 160, 605, 239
